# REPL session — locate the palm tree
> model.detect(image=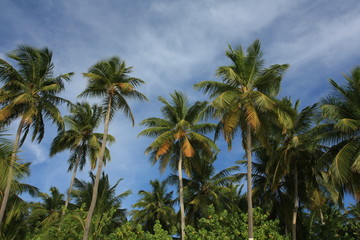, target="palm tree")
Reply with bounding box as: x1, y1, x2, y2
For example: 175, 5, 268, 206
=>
0, 137, 39, 239
194, 40, 289, 239
72, 172, 131, 221
275, 102, 324, 240
131, 180, 176, 233
29, 187, 66, 228
0, 132, 13, 190
225, 183, 247, 214
138, 91, 219, 240
0, 196, 29, 240
168, 160, 240, 228
320, 66, 360, 199
50, 102, 114, 216
252, 99, 326, 239
0, 136, 36, 239
251, 144, 292, 234
0, 45, 73, 226
345, 202, 360, 222
79, 56, 147, 240
72, 172, 131, 237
